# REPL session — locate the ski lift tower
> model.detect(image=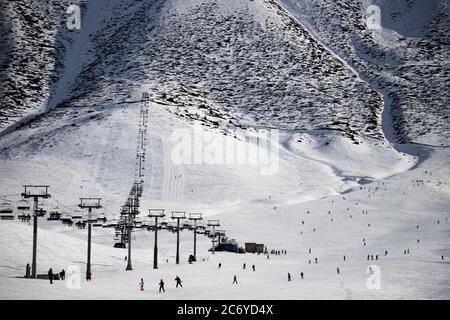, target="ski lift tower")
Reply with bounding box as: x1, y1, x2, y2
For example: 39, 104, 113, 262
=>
207, 220, 220, 254
171, 211, 186, 264
78, 197, 102, 278
21, 185, 50, 278
216, 229, 226, 246
121, 203, 132, 270
148, 209, 165, 269
188, 213, 203, 259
